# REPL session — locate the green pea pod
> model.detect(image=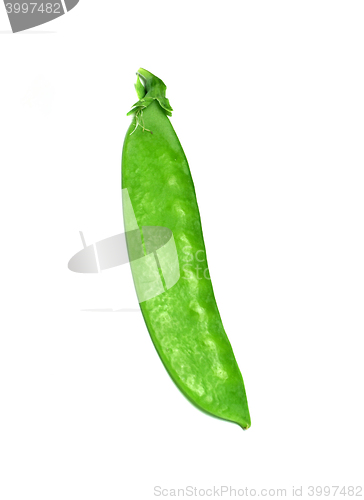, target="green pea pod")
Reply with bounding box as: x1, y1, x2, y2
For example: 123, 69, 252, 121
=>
122, 68, 251, 430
